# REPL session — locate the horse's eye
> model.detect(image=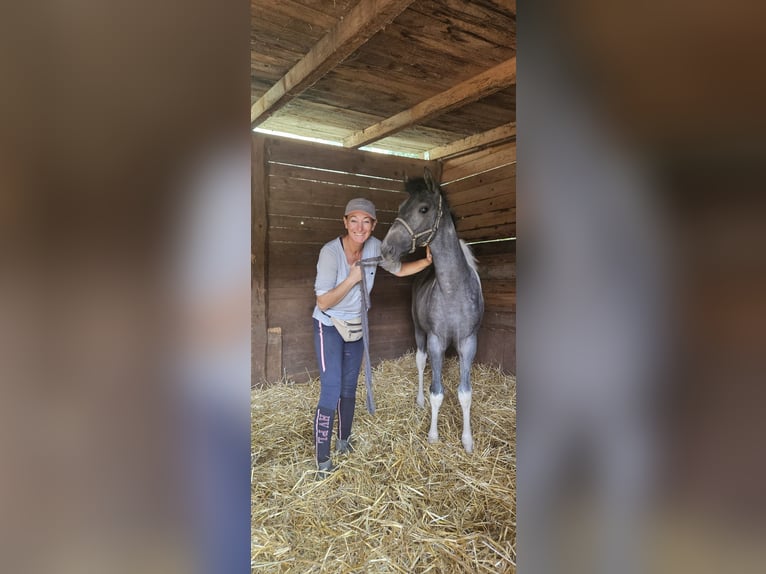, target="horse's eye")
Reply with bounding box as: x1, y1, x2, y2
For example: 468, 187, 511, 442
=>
419, 206, 429, 214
